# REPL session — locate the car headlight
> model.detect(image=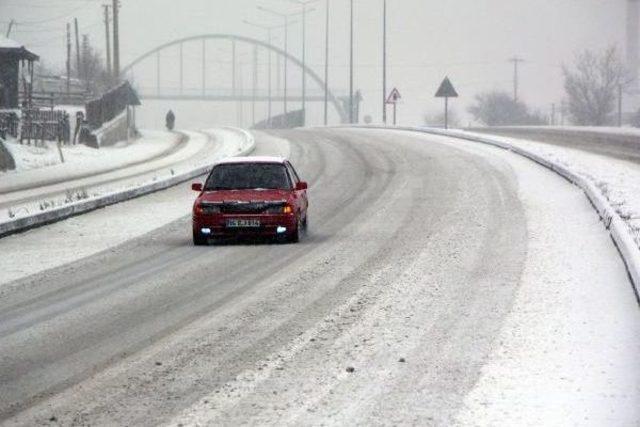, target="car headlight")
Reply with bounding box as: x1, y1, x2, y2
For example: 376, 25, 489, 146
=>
266, 204, 293, 214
